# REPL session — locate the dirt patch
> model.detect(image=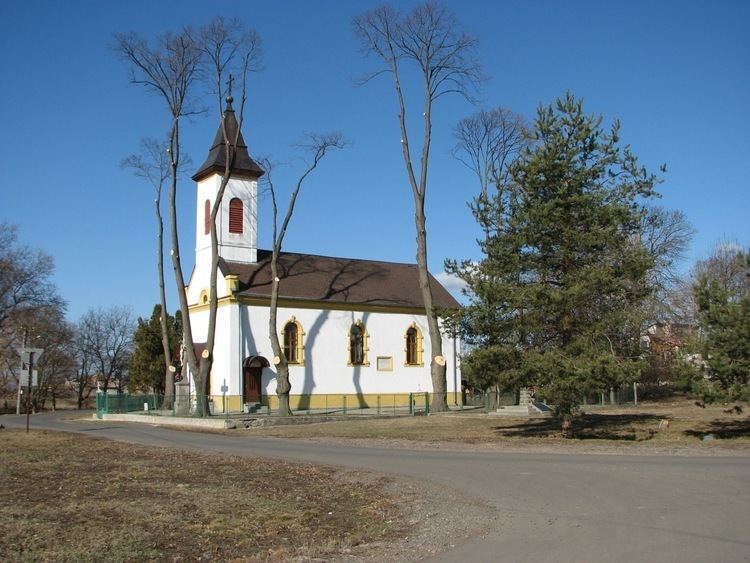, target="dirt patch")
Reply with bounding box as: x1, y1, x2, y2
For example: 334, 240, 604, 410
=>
0, 430, 488, 561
